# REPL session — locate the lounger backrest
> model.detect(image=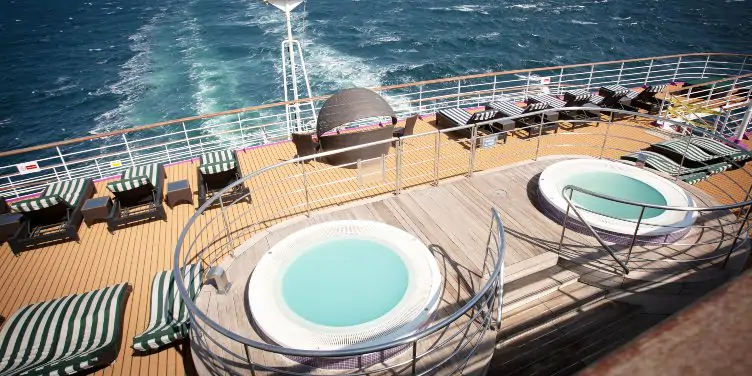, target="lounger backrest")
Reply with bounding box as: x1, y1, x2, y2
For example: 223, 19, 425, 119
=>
108, 177, 156, 207
488, 101, 523, 117
564, 89, 592, 106
468, 110, 500, 124
0, 284, 128, 376
200, 150, 235, 165
44, 179, 88, 207
523, 102, 550, 114
529, 94, 566, 109
199, 161, 240, 191
12, 195, 71, 226
401, 115, 419, 137
123, 164, 161, 188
